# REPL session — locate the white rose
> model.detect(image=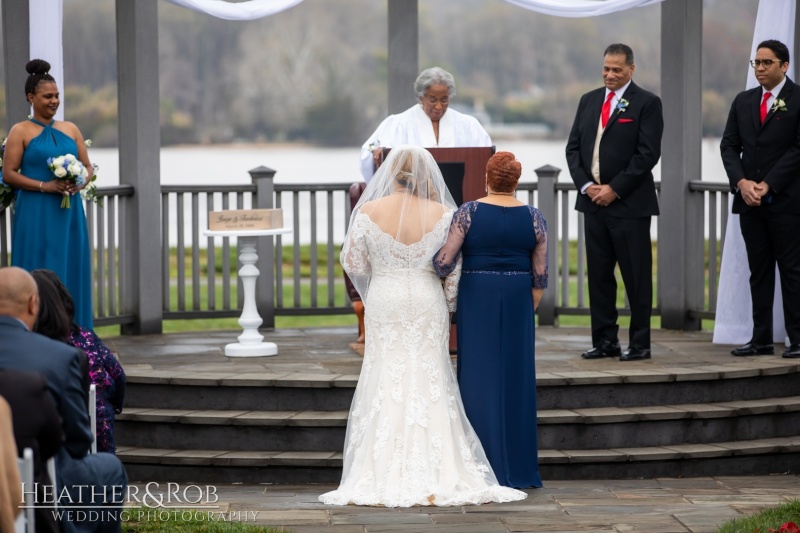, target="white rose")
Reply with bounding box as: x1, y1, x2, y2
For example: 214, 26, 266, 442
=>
68, 163, 81, 177
64, 154, 76, 162
52, 156, 65, 168
54, 167, 67, 178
